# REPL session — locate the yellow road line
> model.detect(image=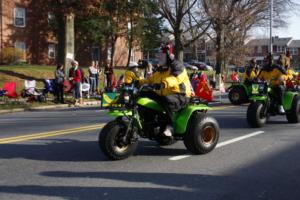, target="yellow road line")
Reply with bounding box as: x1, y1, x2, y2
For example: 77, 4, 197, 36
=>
0, 124, 105, 144
211, 105, 236, 110
0, 105, 234, 144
